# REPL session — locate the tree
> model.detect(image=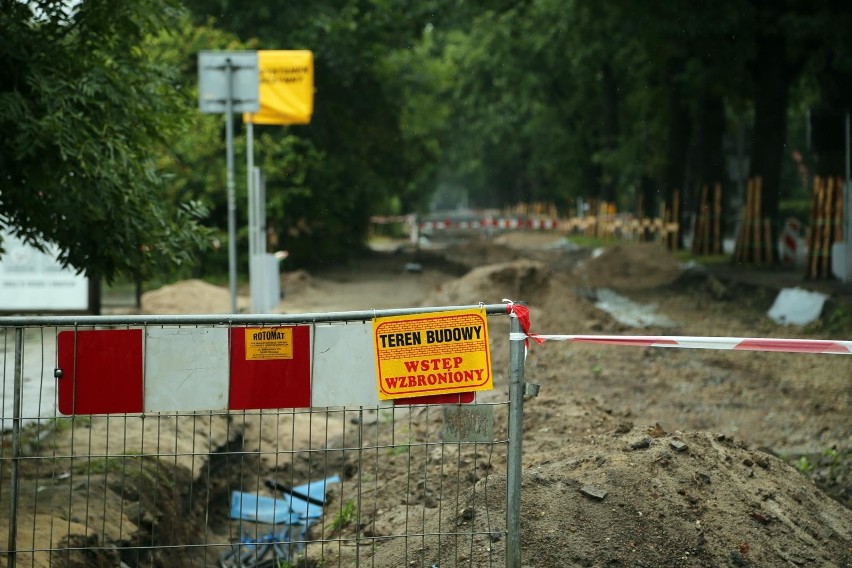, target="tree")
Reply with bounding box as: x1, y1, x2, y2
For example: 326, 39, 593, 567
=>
181, 0, 439, 266
0, 0, 212, 282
